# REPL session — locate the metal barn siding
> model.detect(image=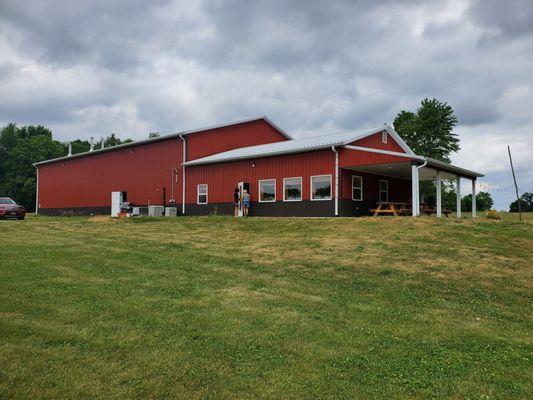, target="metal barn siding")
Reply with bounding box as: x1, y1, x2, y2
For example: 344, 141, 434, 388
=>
338, 147, 409, 168
186, 119, 288, 161
185, 149, 335, 204
350, 131, 406, 153
38, 139, 183, 212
